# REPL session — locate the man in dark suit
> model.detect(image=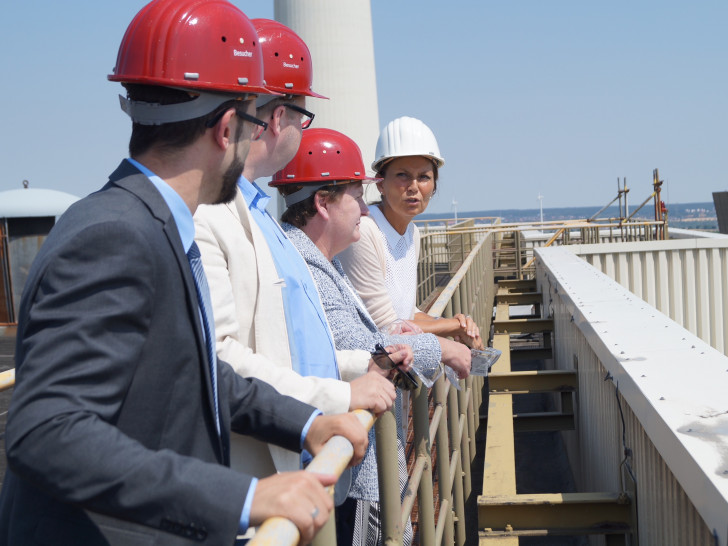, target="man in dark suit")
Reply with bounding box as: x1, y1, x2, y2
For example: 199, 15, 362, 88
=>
0, 1, 367, 544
